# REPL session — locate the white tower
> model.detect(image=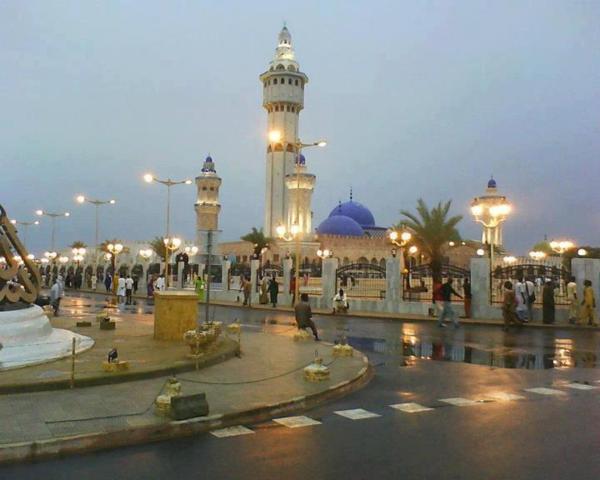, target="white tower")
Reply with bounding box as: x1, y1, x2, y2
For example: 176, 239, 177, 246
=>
285, 154, 316, 236
260, 25, 309, 237
195, 155, 222, 252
